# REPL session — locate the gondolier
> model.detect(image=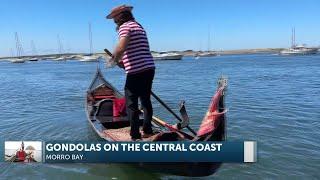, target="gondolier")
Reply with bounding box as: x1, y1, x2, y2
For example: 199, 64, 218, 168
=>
106, 5, 156, 140
16, 142, 27, 162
